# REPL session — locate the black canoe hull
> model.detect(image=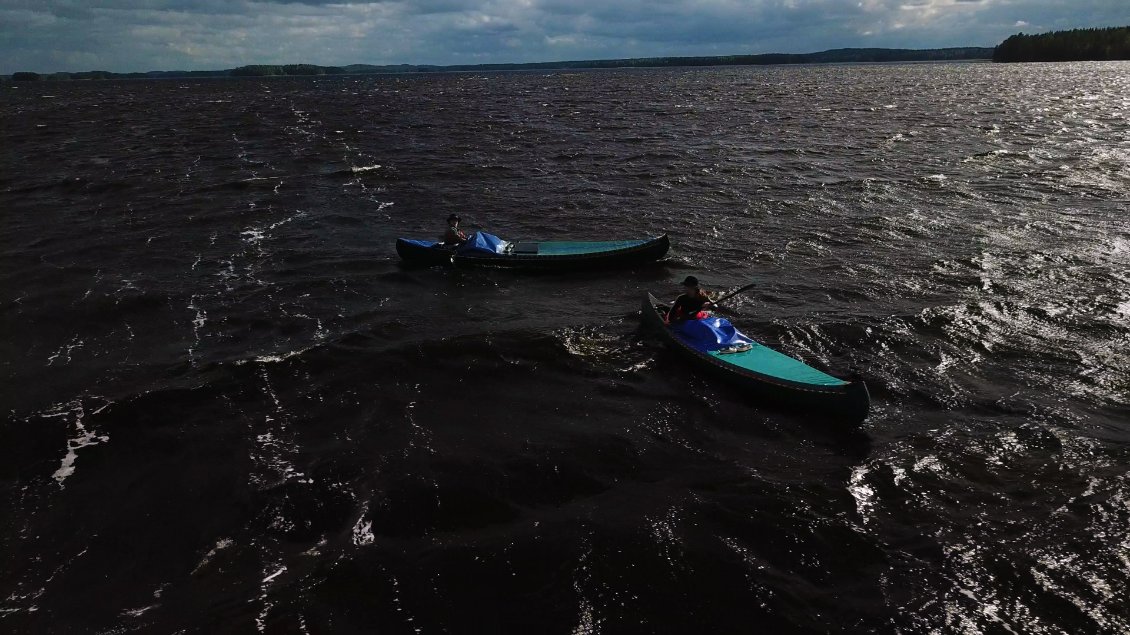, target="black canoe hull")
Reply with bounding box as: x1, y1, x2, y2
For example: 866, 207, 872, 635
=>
395, 239, 458, 266
396, 234, 670, 270
641, 293, 870, 424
